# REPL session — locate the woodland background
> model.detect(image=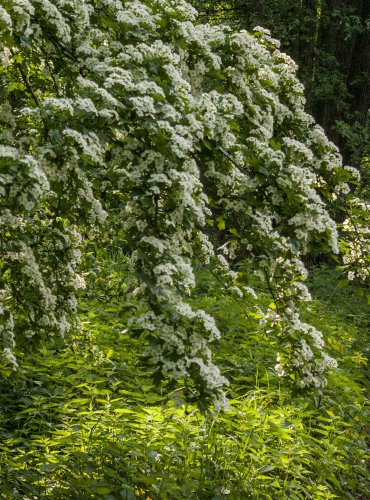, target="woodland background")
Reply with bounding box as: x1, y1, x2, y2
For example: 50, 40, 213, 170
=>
196, 0, 370, 176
